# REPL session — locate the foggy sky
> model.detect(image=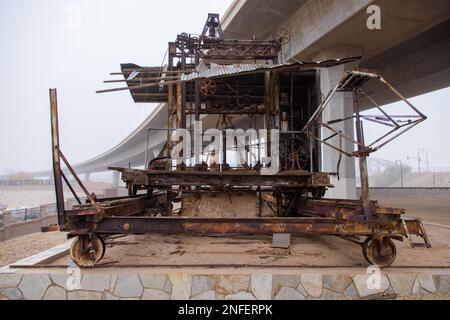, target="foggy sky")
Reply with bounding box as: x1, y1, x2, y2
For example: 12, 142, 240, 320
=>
0, 0, 449, 175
